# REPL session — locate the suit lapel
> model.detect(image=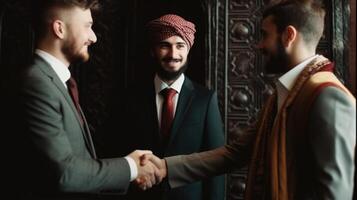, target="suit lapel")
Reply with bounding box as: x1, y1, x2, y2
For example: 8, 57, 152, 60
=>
35, 56, 78, 119
35, 56, 96, 158
78, 106, 97, 158
165, 78, 194, 151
